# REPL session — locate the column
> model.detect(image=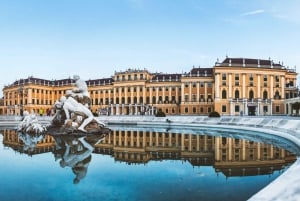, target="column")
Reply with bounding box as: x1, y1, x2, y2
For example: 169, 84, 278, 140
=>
270, 75, 274, 98
125, 87, 128, 104
228, 73, 232, 98
215, 137, 220, 161
245, 99, 248, 115
110, 104, 114, 115
162, 86, 165, 103
143, 86, 146, 104
131, 87, 133, 104
156, 87, 159, 103
116, 104, 119, 115
150, 87, 153, 104
125, 132, 128, 147
242, 74, 246, 98
204, 82, 208, 100
189, 82, 192, 102
230, 101, 234, 115
196, 83, 200, 102
181, 83, 184, 102
135, 104, 138, 115
228, 138, 232, 161
181, 134, 185, 151
196, 135, 200, 151
270, 100, 272, 115
281, 75, 285, 99
257, 143, 261, 160
137, 86, 140, 104
175, 86, 179, 103
189, 134, 192, 152
215, 73, 220, 99
257, 74, 261, 98
113, 88, 116, 105
242, 140, 246, 160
